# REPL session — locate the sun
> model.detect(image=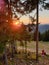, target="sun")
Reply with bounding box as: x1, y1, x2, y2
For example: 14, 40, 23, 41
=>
13, 21, 20, 25
12, 18, 21, 25
13, 21, 22, 27
12, 19, 22, 30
